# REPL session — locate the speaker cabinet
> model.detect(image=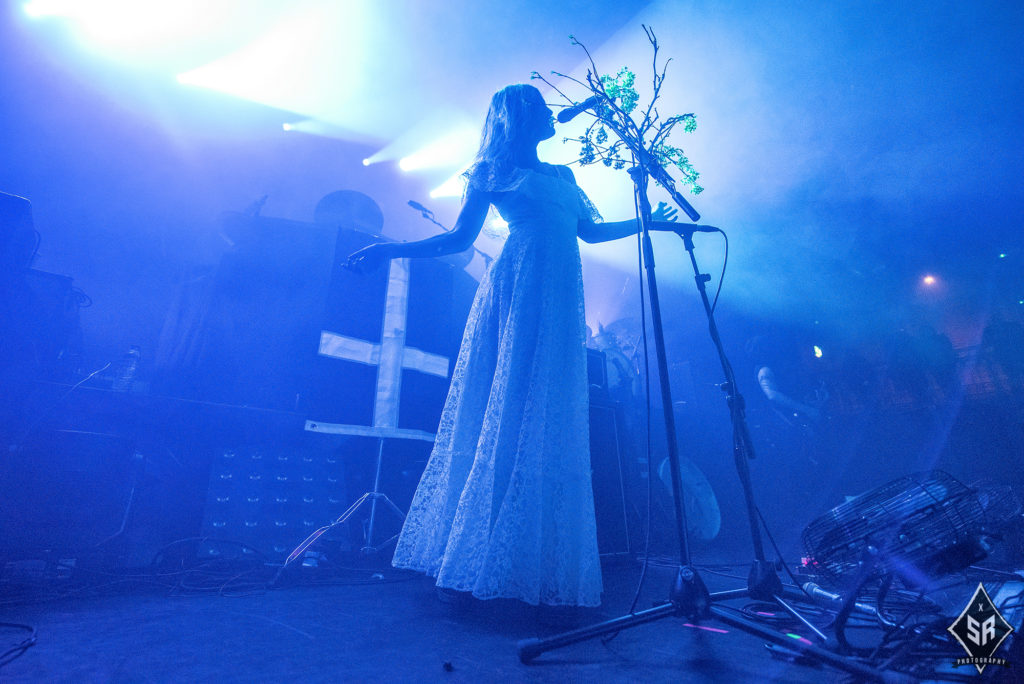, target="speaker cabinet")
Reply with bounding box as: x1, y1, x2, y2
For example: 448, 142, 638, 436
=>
199, 444, 351, 560
590, 400, 633, 557
0, 430, 136, 557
